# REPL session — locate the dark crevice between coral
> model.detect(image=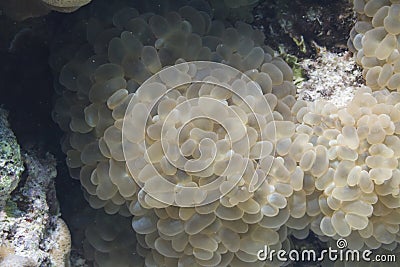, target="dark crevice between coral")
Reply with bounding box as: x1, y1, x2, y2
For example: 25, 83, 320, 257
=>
254, 0, 355, 59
